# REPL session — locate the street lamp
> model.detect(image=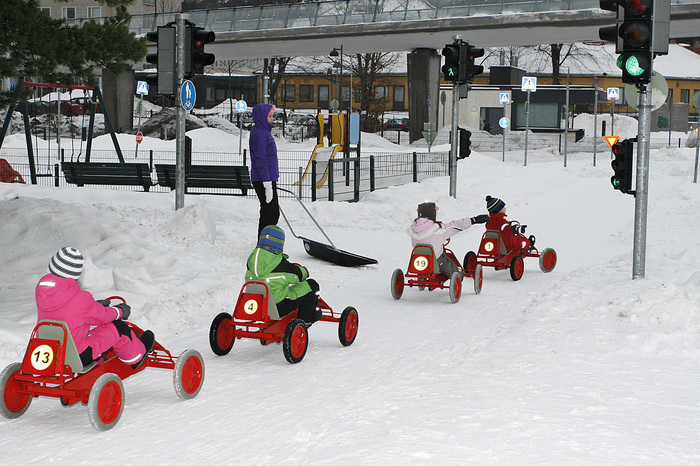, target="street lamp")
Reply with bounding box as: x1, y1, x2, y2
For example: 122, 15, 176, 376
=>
330, 46, 343, 110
